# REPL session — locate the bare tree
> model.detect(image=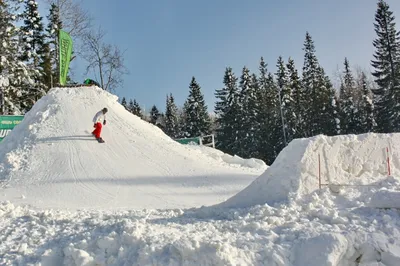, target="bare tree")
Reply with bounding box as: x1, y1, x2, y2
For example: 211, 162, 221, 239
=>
45, 0, 92, 52
331, 64, 343, 91
332, 62, 374, 98
80, 27, 128, 92
46, 0, 91, 38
